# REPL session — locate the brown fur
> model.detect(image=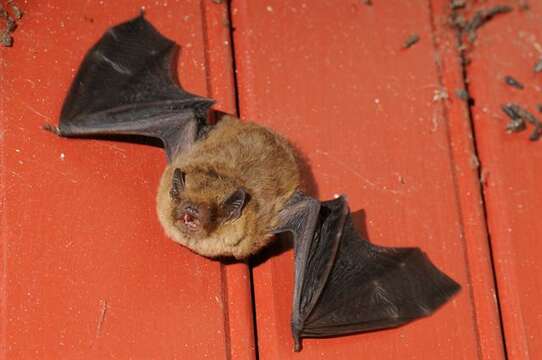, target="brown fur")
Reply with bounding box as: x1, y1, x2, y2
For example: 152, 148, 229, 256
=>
156, 115, 300, 259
